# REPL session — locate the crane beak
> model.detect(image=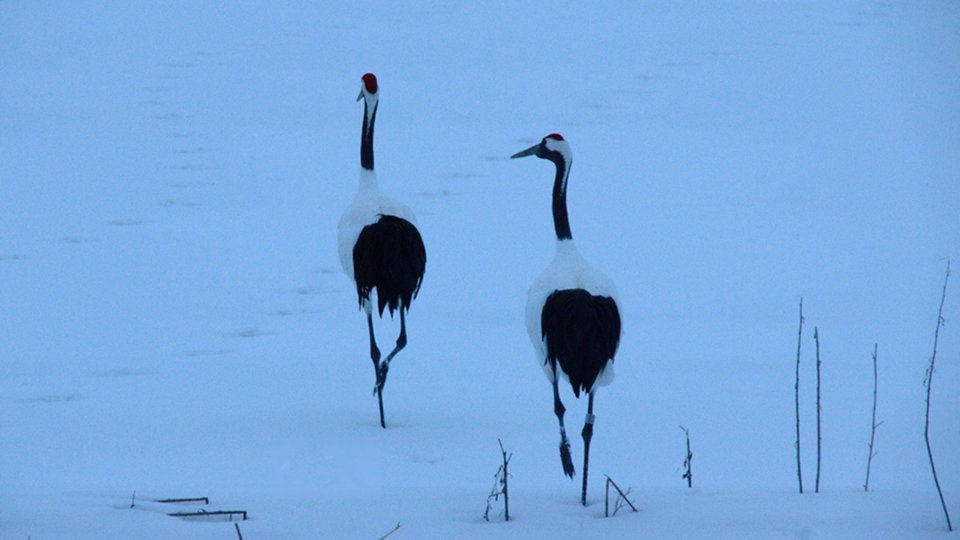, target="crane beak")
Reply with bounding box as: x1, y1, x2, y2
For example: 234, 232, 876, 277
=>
510, 143, 539, 159
357, 89, 364, 102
